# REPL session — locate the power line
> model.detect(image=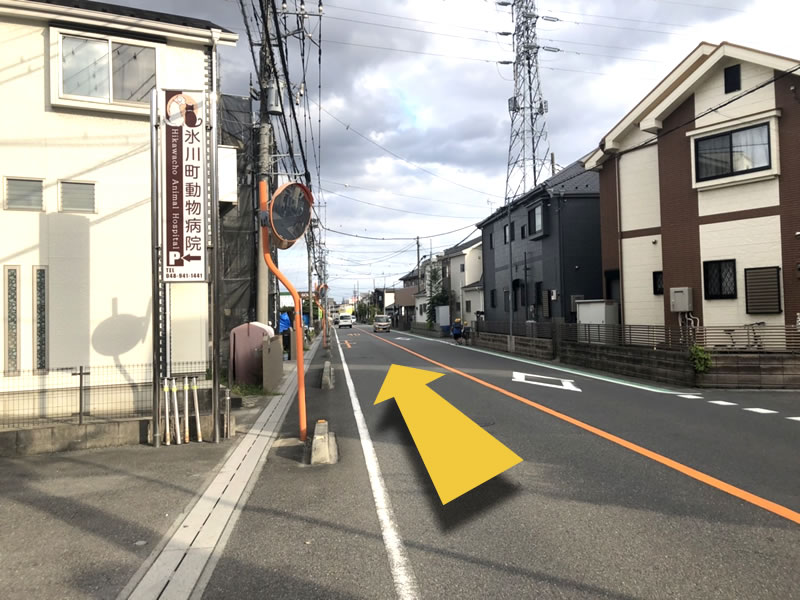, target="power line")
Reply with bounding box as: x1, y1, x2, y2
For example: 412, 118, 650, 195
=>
321, 180, 491, 208
325, 2, 501, 34
323, 188, 482, 219
322, 222, 477, 241
322, 38, 503, 63
313, 100, 504, 198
